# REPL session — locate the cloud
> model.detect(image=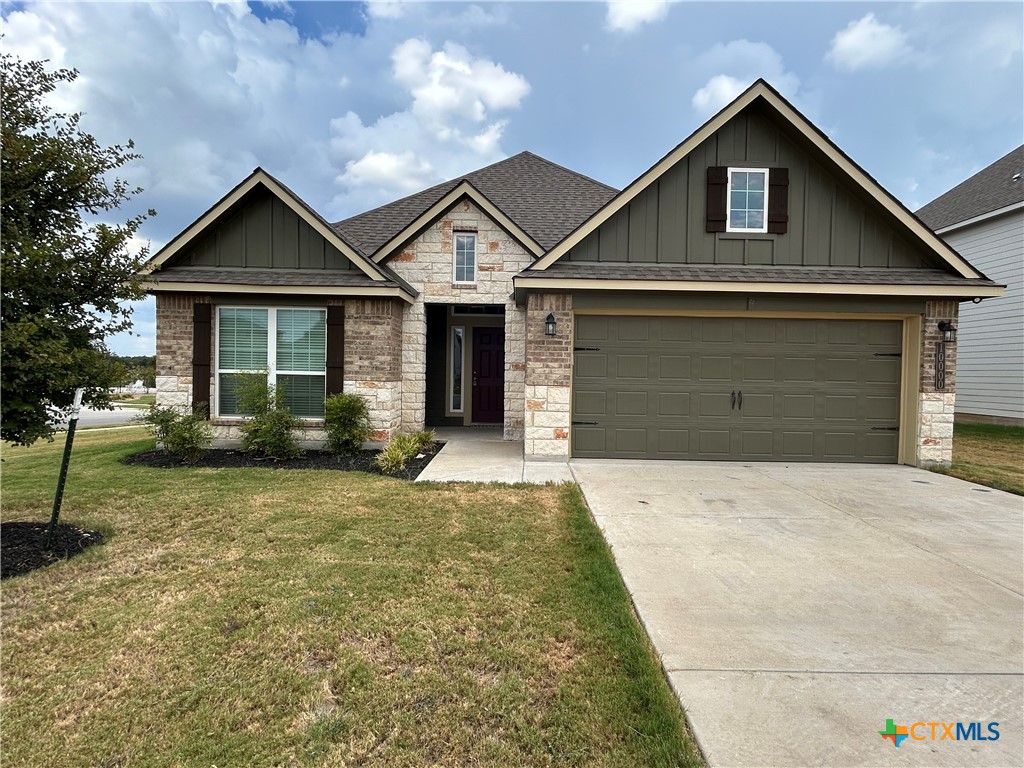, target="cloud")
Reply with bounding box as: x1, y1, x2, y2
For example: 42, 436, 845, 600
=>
691, 40, 801, 116
338, 150, 435, 196
606, 1, 669, 33
826, 13, 912, 72
364, 0, 405, 20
